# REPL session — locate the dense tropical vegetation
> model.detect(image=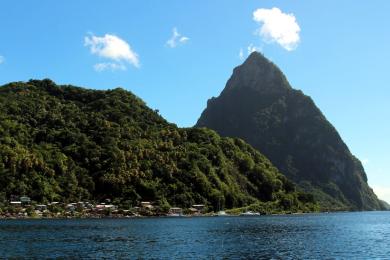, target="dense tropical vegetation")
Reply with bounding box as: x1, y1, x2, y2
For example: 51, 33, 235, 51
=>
0, 79, 317, 213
